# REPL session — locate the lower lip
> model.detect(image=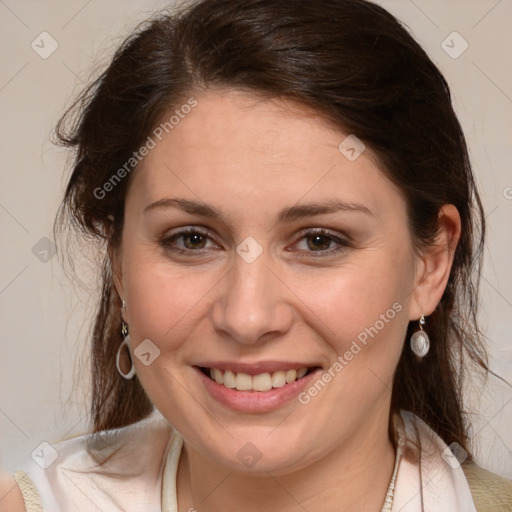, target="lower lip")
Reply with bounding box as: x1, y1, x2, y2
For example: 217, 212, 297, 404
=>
195, 367, 322, 412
